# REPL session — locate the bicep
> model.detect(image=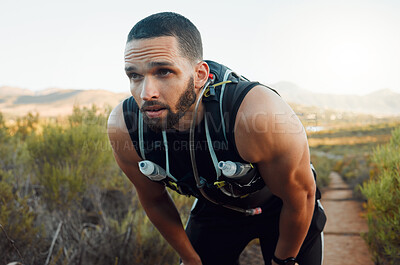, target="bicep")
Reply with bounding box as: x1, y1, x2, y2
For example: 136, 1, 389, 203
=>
254, 129, 315, 204
257, 145, 315, 205
234, 85, 315, 202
